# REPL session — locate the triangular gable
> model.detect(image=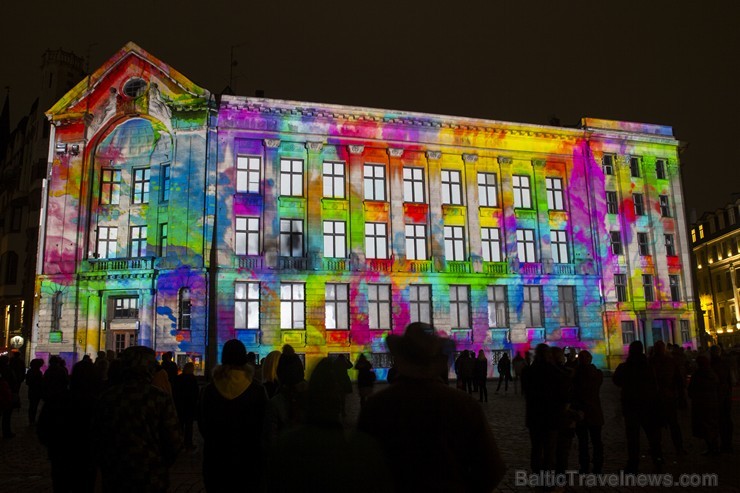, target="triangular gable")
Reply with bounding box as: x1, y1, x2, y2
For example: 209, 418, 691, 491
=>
47, 41, 210, 121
